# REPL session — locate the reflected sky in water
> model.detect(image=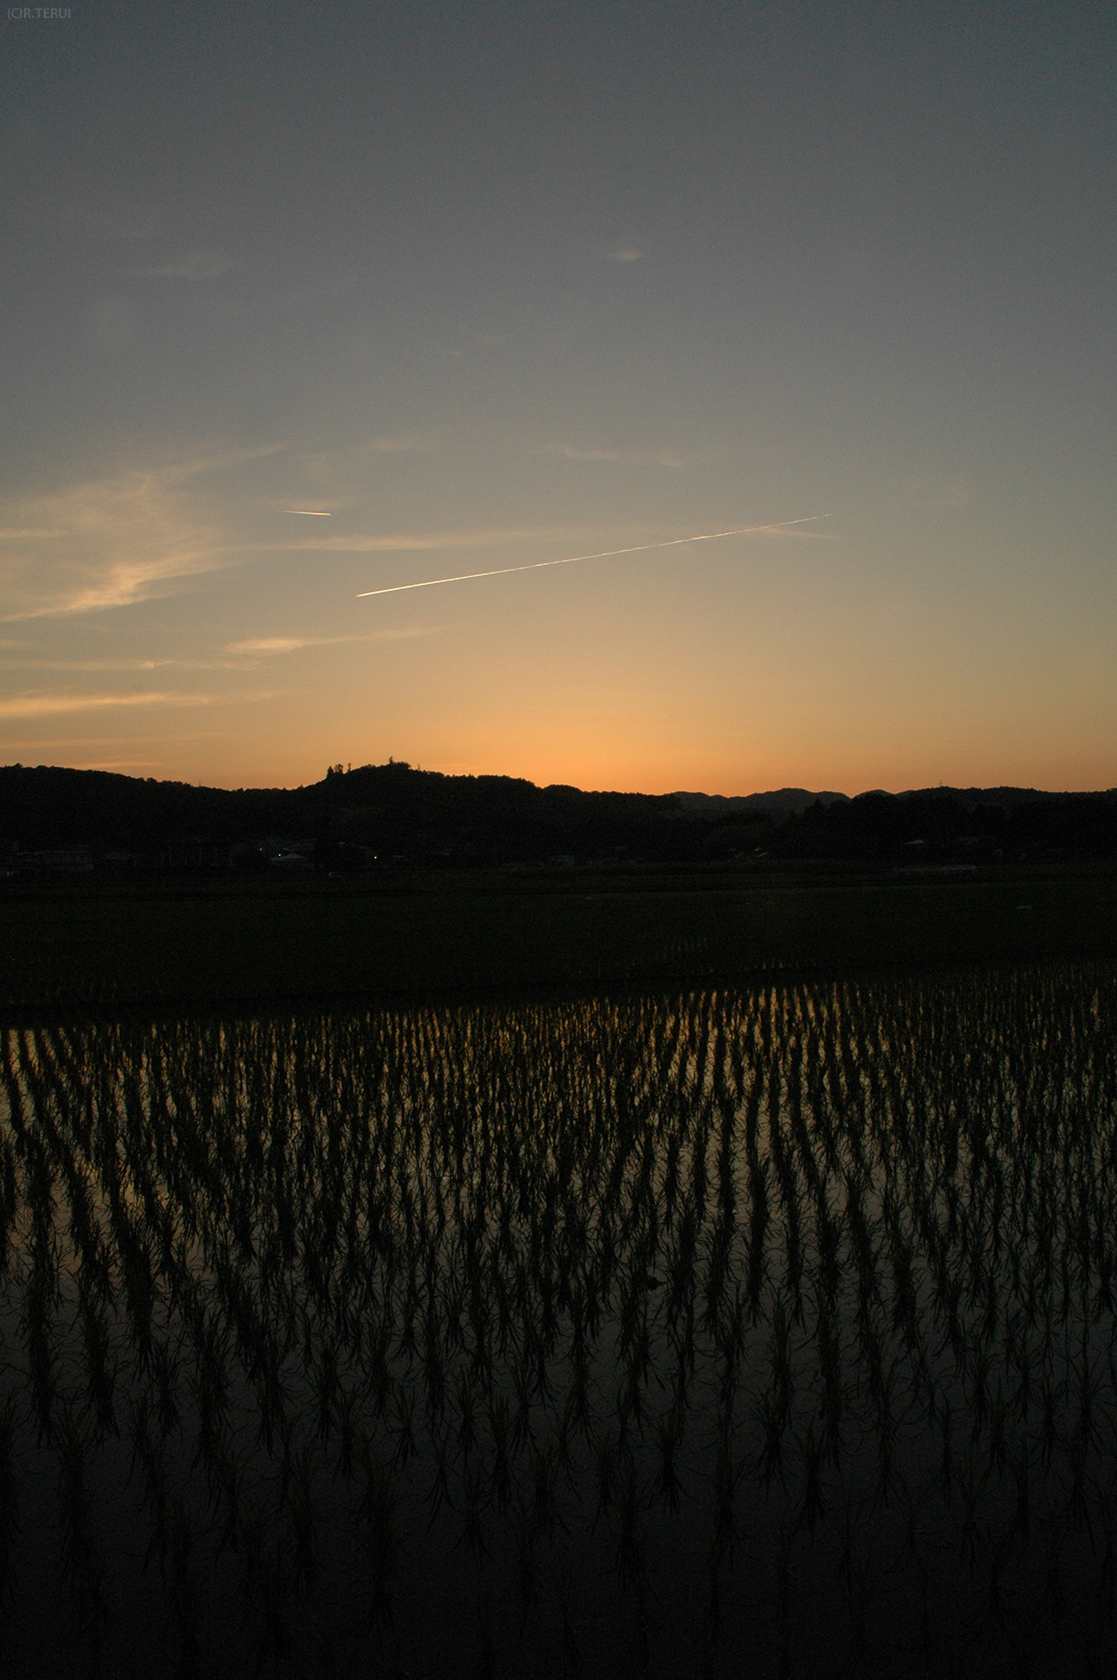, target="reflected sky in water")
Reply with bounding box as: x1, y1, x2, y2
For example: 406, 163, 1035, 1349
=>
1, 962, 1116, 1676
